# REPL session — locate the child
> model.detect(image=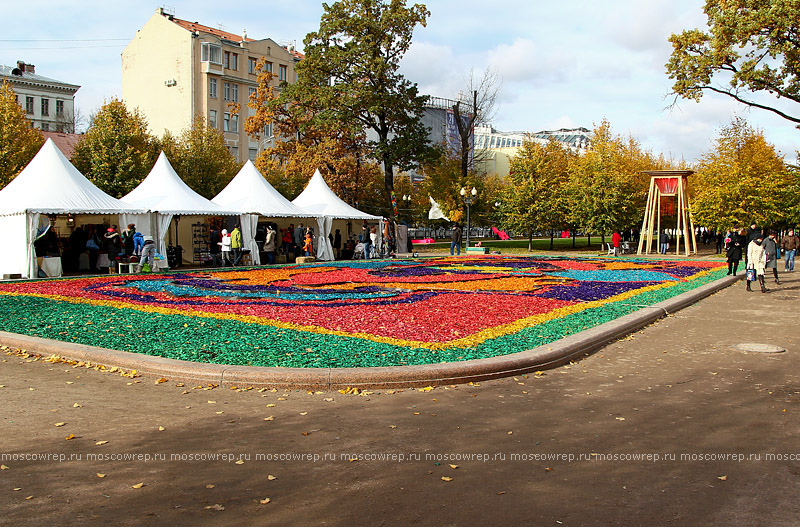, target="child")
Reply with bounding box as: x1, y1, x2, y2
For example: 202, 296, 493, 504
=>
303, 231, 313, 257
137, 236, 156, 272
132, 231, 145, 256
